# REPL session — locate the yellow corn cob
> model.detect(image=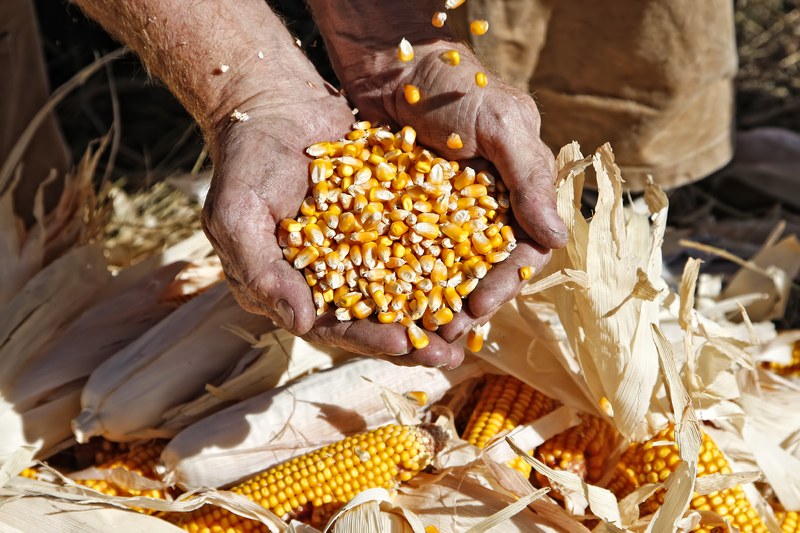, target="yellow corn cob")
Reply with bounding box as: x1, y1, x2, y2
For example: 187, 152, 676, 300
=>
76, 440, 172, 514
606, 442, 639, 500
284, 122, 516, 349
616, 426, 767, 533
762, 341, 800, 376
169, 423, 446, 530
534, 414, 614, 496
776, 510, 800, 533
462, 374, 557, 476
